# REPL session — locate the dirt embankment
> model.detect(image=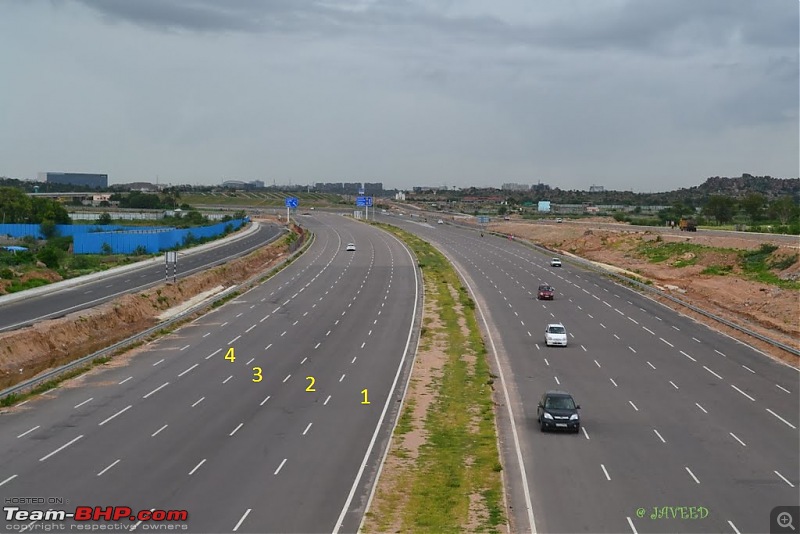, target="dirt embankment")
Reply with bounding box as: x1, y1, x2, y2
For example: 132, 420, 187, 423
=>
492, 221, 800, 364
0, 220, 298, 390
